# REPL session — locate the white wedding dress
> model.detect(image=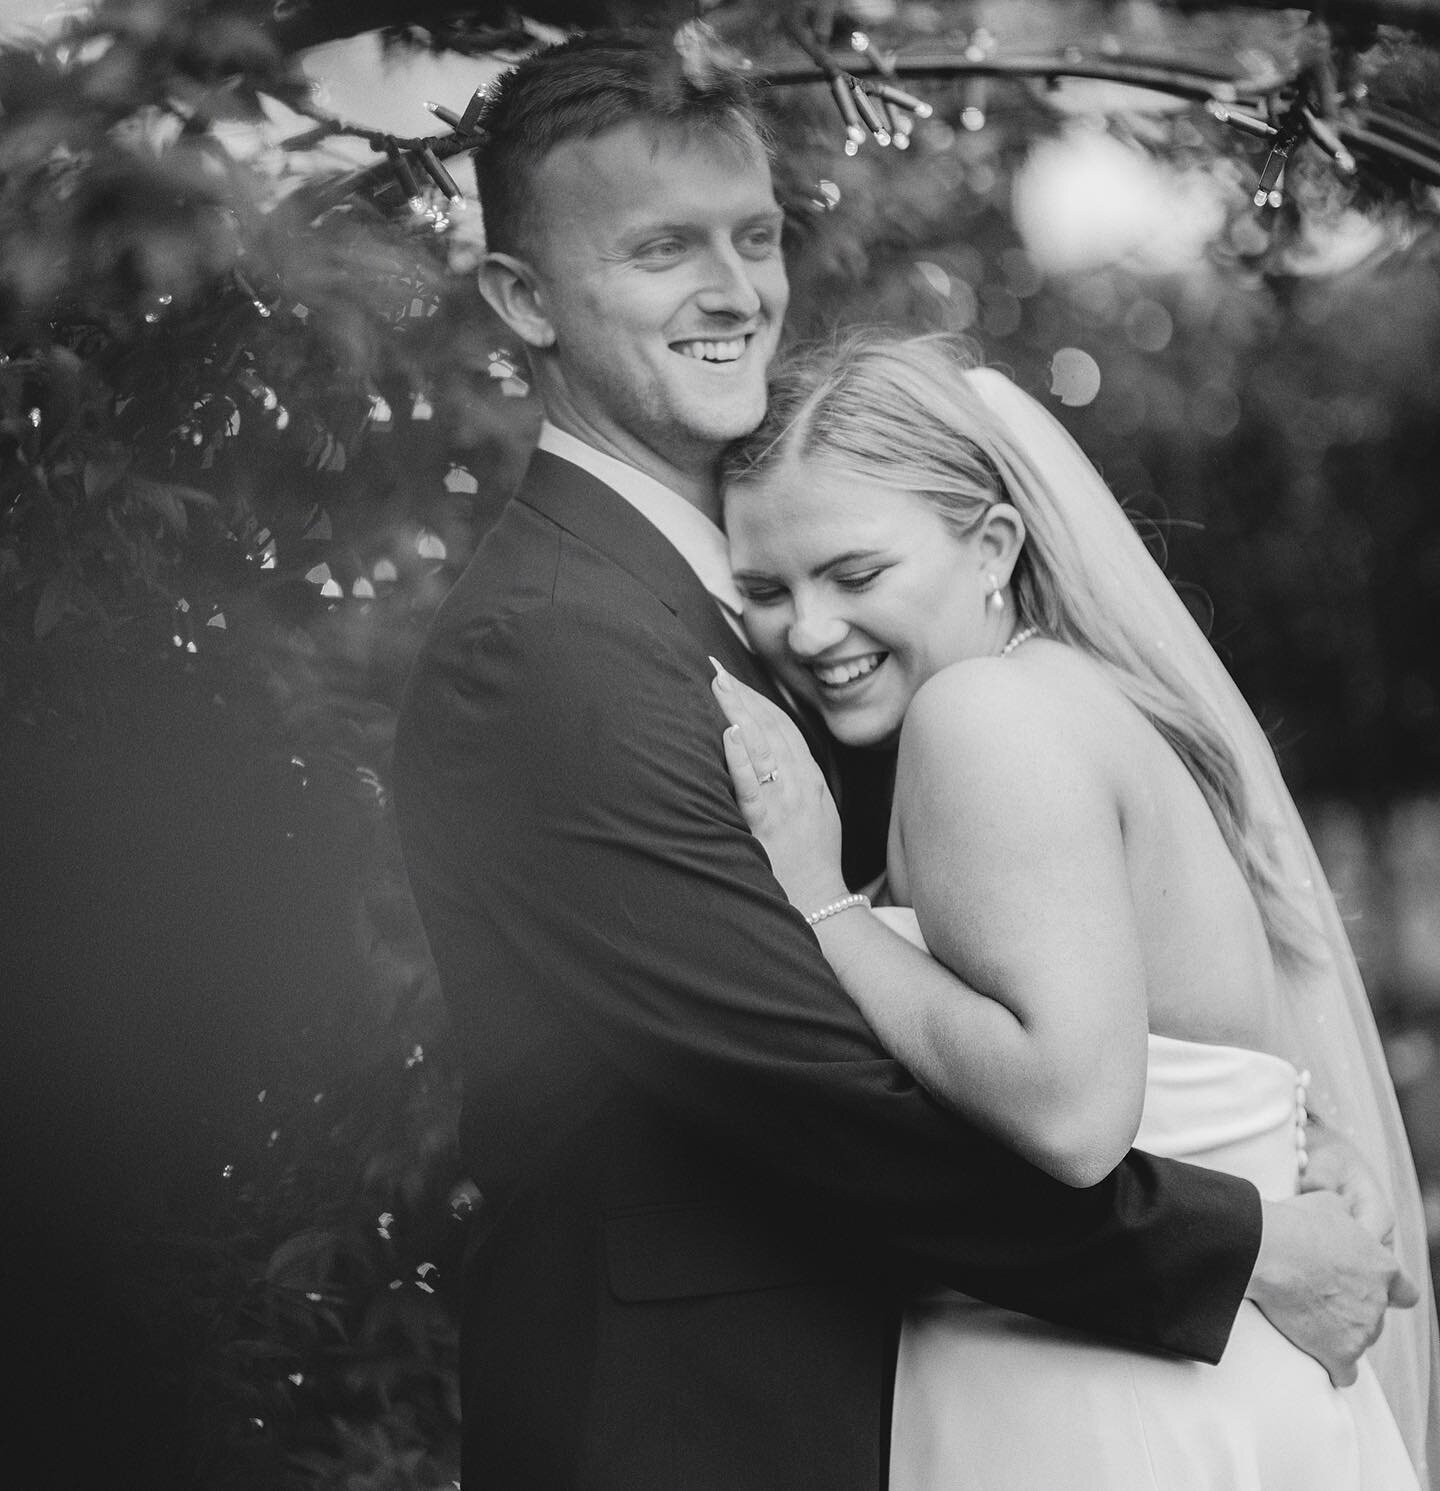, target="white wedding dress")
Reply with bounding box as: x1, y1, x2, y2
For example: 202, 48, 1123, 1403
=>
892, 1035, 1419, 1488
877, 908, 1421, 1490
